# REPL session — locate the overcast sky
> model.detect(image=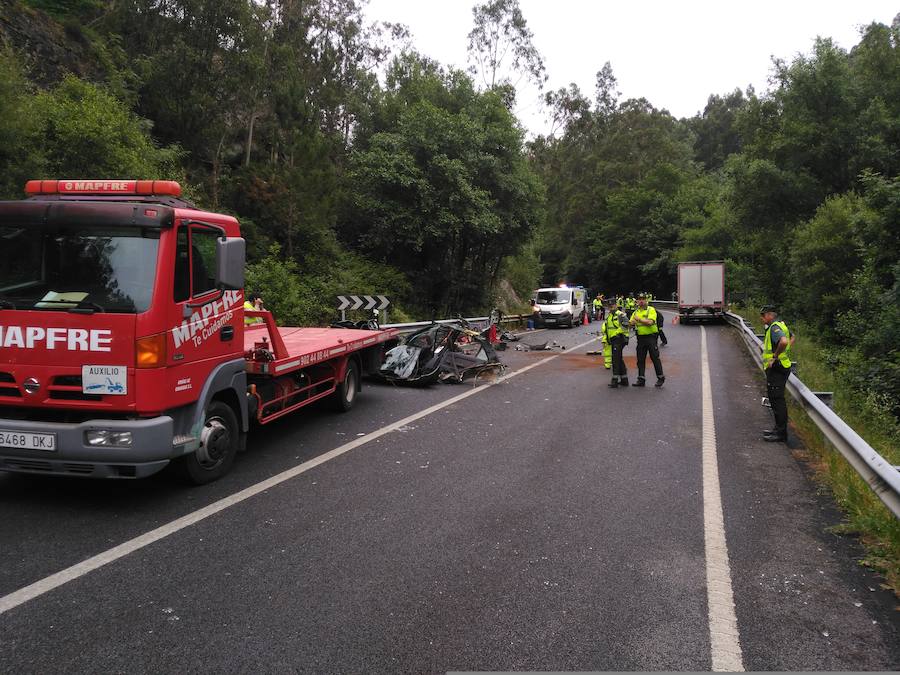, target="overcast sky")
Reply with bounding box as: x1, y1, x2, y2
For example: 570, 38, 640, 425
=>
362, 0, 898, 136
